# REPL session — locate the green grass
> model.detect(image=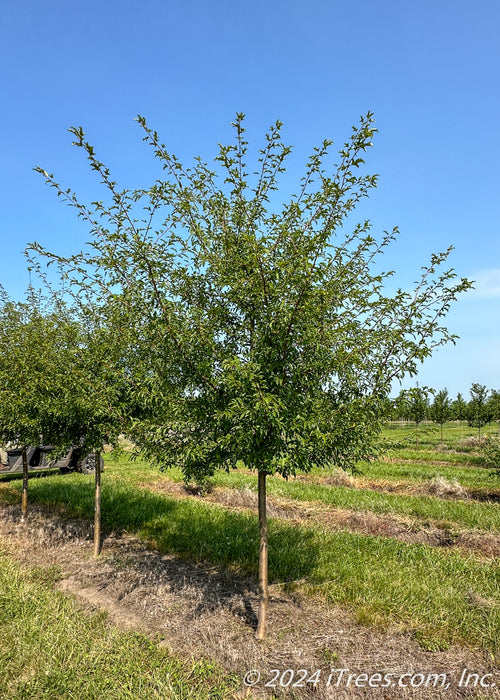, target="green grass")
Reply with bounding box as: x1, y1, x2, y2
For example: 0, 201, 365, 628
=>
305, 420, 500, 488
381, 420, 500, 447
374, 448, 487, 466
0, 551, 238, 699
6, 459, 499, 532
1, 464, 498, 652
207, 470, 500, 531
358, 458, 498, 489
